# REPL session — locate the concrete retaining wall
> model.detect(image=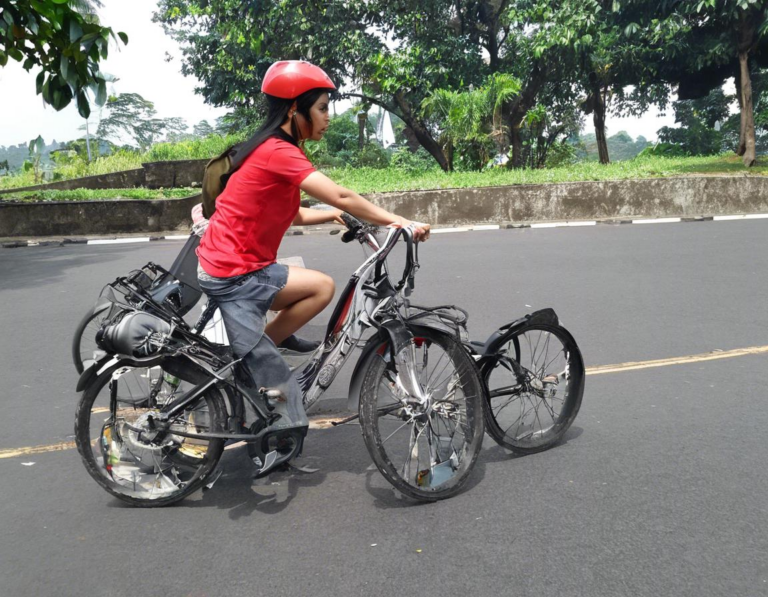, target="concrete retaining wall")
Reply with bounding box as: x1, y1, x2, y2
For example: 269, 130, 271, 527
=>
367, 176, 768, 224
142, 159, 209, 189
0, 169, 146, 195
1, 176, 767, 238
0, 159, 208, 195
0, 194, 201, 237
